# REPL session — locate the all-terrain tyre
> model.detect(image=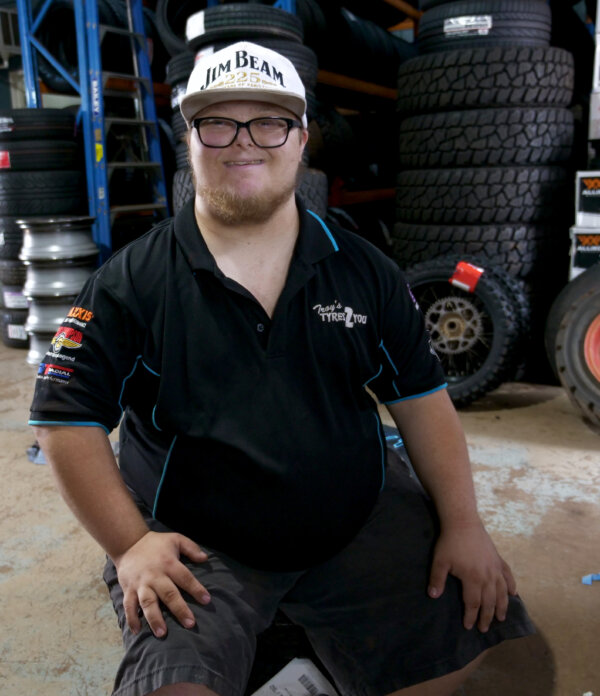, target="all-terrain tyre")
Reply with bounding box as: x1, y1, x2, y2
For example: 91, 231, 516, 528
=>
392, 222, 561, 279
398, 107, 574, 169
396, 46, 574, 115
395, 166, 569, 225
405, 255, 522, 407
